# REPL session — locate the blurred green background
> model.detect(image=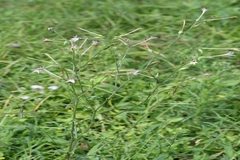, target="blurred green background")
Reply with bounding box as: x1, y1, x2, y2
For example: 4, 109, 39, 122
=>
0, 0, 240, 159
